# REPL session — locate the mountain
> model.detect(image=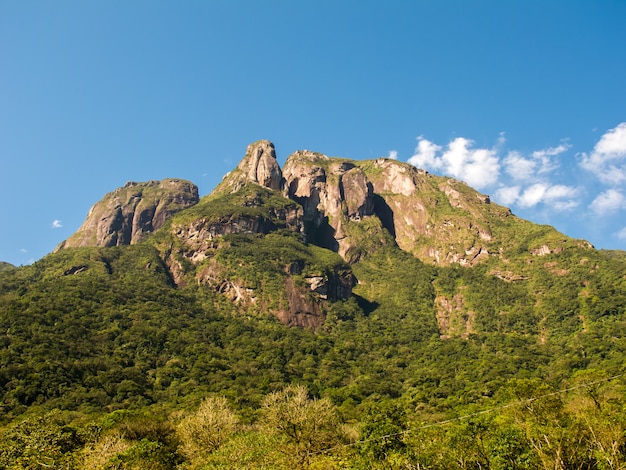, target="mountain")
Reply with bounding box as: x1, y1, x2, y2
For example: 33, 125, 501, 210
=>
2, 140, 626, 468
55, 178, 199, 250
